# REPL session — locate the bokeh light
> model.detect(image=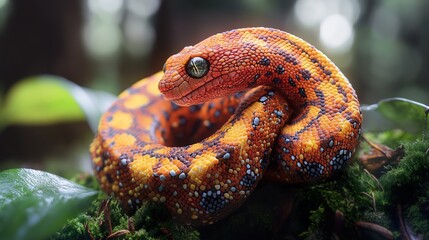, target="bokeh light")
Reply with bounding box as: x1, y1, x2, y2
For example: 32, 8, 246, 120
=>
319, 14, 353, 52
293, 0, 360, 53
